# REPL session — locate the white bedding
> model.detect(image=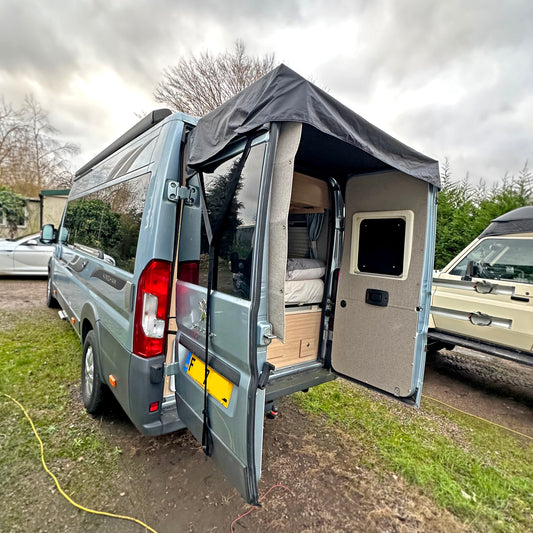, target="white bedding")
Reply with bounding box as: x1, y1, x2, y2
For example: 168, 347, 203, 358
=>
284, 278, 324, 305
